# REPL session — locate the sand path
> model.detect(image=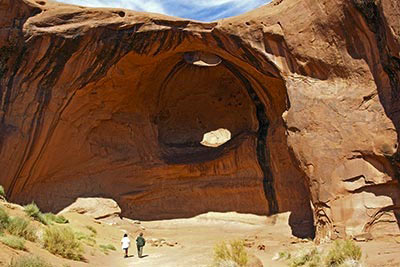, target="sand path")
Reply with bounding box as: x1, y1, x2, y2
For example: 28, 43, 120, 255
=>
105, 212, 306, 267
102, 212, 400, 267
